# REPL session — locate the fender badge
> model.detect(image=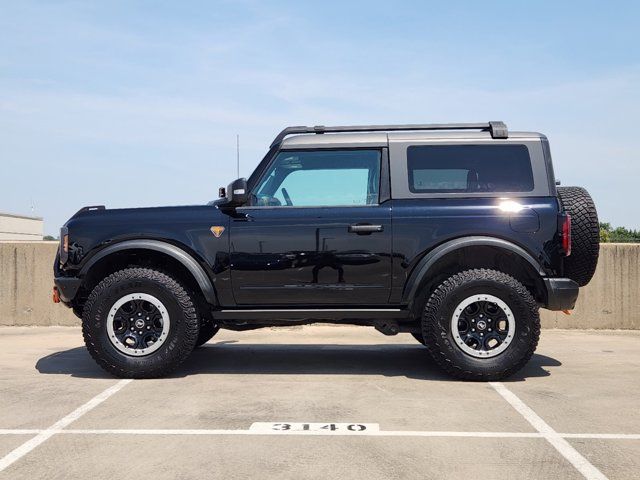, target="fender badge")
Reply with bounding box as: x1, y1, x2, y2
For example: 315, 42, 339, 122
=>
210, 226, 225, 238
